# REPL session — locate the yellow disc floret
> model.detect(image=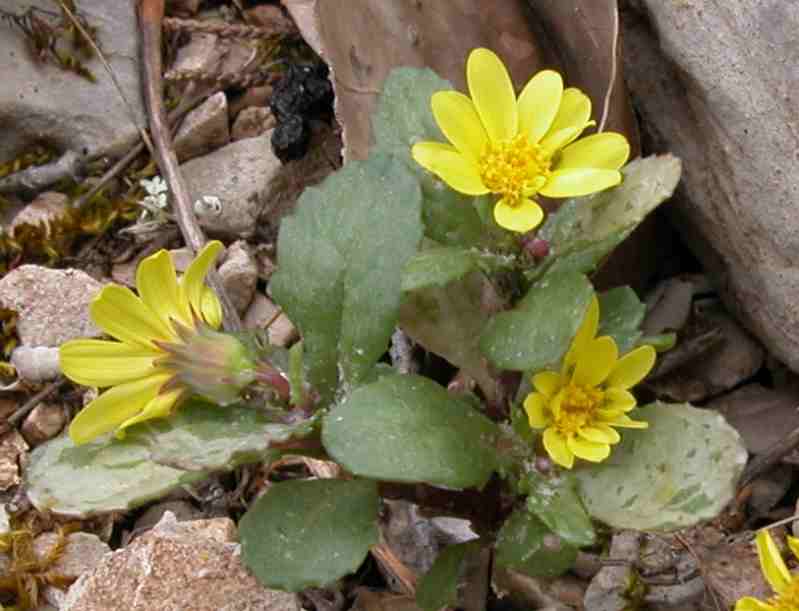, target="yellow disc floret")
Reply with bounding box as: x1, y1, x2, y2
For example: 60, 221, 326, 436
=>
478, 135, 551, 207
